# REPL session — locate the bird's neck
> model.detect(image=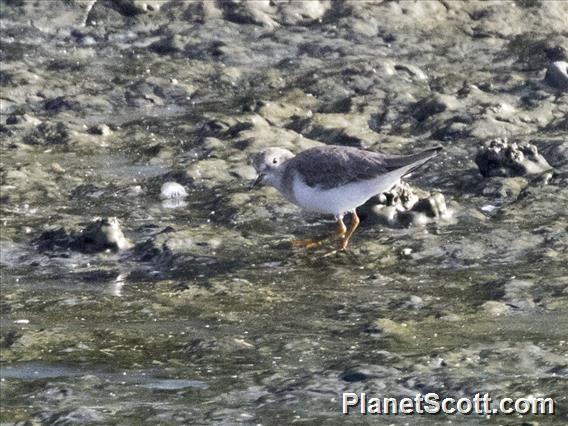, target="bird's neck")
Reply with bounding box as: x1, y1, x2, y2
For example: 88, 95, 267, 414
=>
265, 168, 285, 191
